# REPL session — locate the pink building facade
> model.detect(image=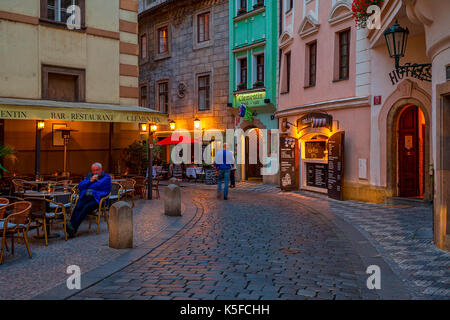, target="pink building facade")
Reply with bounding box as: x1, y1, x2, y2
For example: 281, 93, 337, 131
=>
276, 0, 450, 251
